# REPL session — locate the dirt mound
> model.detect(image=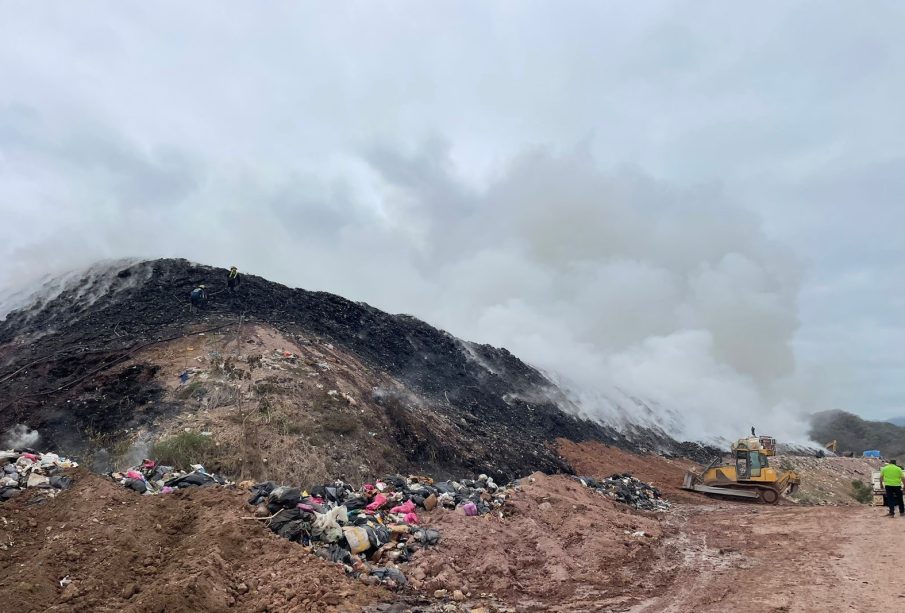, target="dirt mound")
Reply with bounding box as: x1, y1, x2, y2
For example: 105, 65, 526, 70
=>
776, 454, 881, 506
0, 469, 384, 613
556, 438, 705, 504
407, 473, 667, 611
